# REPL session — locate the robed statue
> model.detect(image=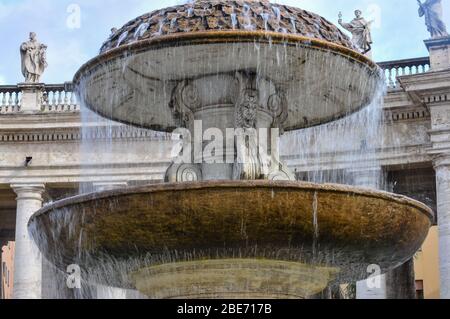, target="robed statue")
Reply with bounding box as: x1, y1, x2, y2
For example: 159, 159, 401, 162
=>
20, 32, 48, 83
418, 0, 448, 38
338, 10, 373, 56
